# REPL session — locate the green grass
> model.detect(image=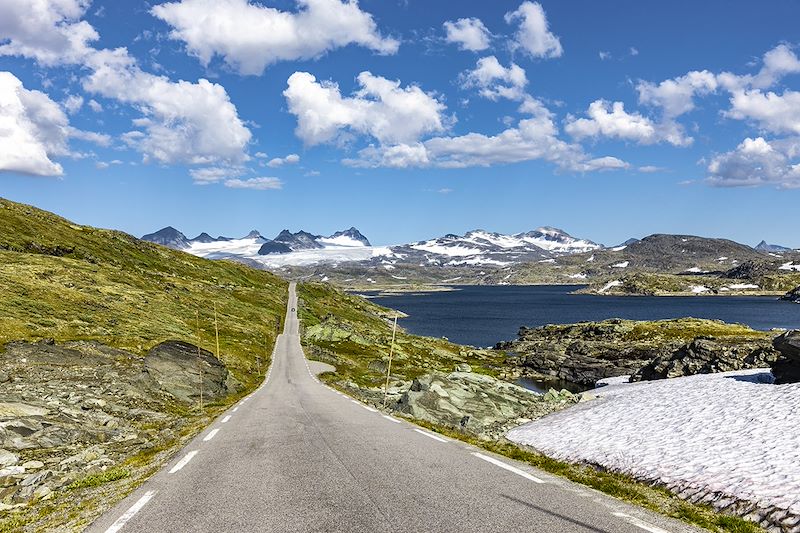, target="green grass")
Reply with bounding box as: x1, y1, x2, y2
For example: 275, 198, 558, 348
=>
67, 468, 131, 490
